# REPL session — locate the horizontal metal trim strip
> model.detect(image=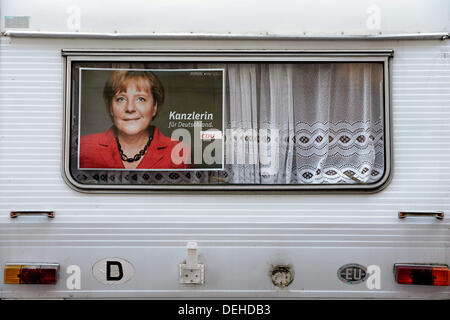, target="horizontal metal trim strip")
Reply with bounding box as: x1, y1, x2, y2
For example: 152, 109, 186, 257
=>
1, 190, 448, 196
0, 182, 448, 187
0, 213, 446, 218
1, 246, 442, 251
1, 234, 447, 240
2, 194, 449, 199
0, 68, 61, 71
0, 62, 61, 65
1, 203, 448, 208
8, 231, 444, 235
59, 49, 392, 56
0, 224, 446, 228
1, 205, 449, 210
0, 242, 447, 248
1, 223, 447, 228
0, 238, 448, 243
4, 30, 447, 41
1, 190, 448, 195
16, 211, 440, 217
1, 61, 448, 67
0, 223, 447, 228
